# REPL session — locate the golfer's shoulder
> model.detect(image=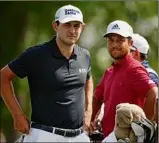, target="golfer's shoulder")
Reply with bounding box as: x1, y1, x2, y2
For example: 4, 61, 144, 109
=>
75, 44, 90, 57
128, 58, 144, 70
23, 41, 49, 57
